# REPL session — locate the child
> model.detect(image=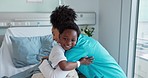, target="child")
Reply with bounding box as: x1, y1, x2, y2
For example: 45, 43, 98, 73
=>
39, 22, 93, 78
